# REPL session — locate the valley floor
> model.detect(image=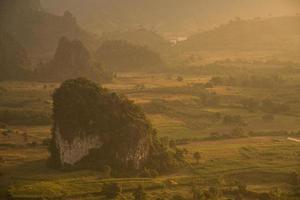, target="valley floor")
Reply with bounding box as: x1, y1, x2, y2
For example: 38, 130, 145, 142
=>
1, 65, 300, 199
